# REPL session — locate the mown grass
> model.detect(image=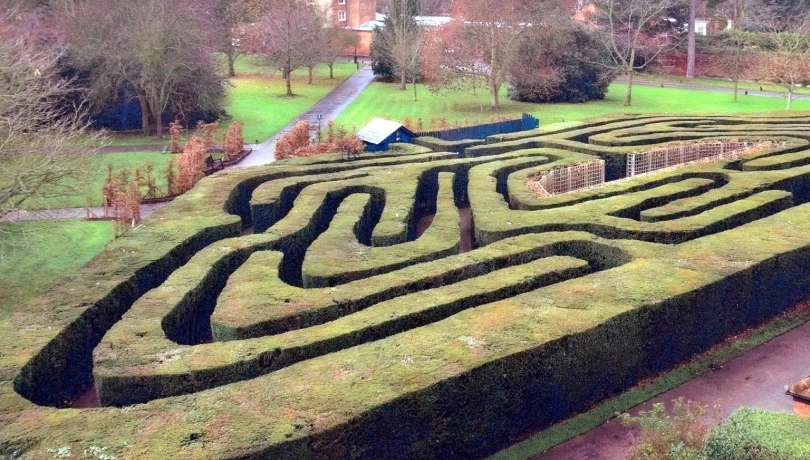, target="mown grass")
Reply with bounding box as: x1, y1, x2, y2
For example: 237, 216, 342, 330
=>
0, 219, 112, 322
335, 82, 810, 129
632, 73, 810, 95
105, 57, 359, 147
21, 152, 176, 210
